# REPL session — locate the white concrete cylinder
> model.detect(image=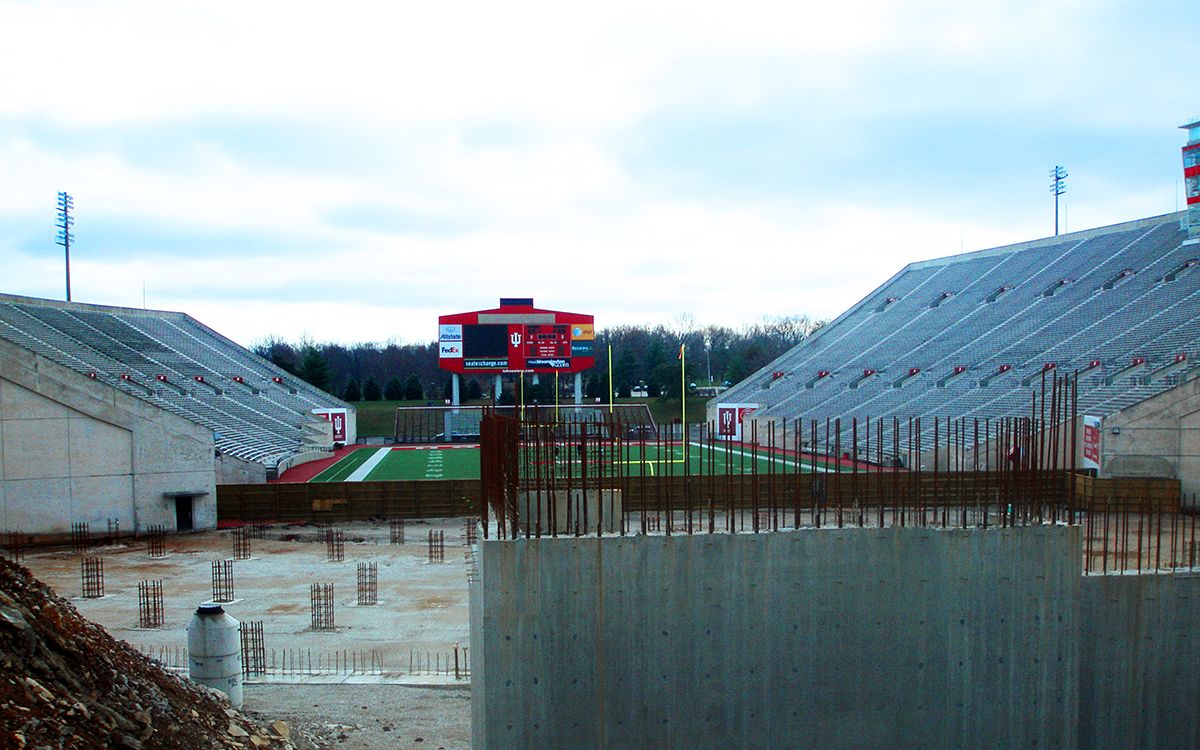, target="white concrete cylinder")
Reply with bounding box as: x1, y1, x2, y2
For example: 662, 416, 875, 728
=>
187, 603, 243, 707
